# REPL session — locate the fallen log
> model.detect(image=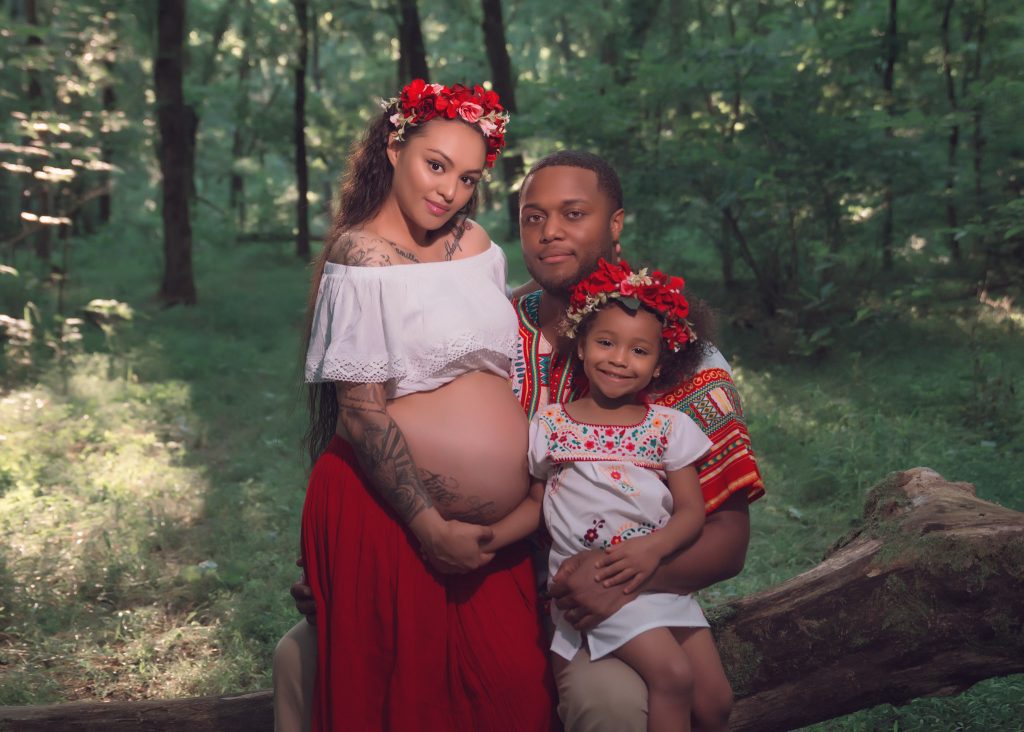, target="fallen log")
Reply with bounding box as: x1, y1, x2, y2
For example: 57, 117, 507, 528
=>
0, 690, 272, 732
721, 467, 1024, 731
1, 468, 1021, 732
